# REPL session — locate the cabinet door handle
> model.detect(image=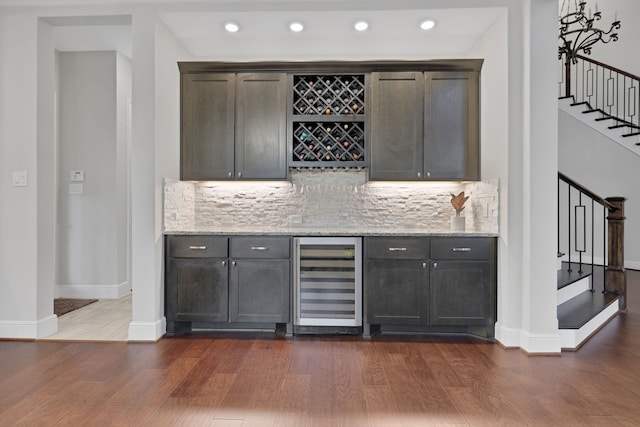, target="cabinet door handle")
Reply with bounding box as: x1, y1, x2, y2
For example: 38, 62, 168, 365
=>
388, 247, 407, 252
232, 261, 237, 267
222, 260, 227, 267
228, 172, 232, 177
238, 172, 242, 178
417, 172, 421, 178
251, 246, 269, 251
433, 262, 437, 268
189, 246, 207, 250
452, 247, 472, 252
422, 262, 427, 269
